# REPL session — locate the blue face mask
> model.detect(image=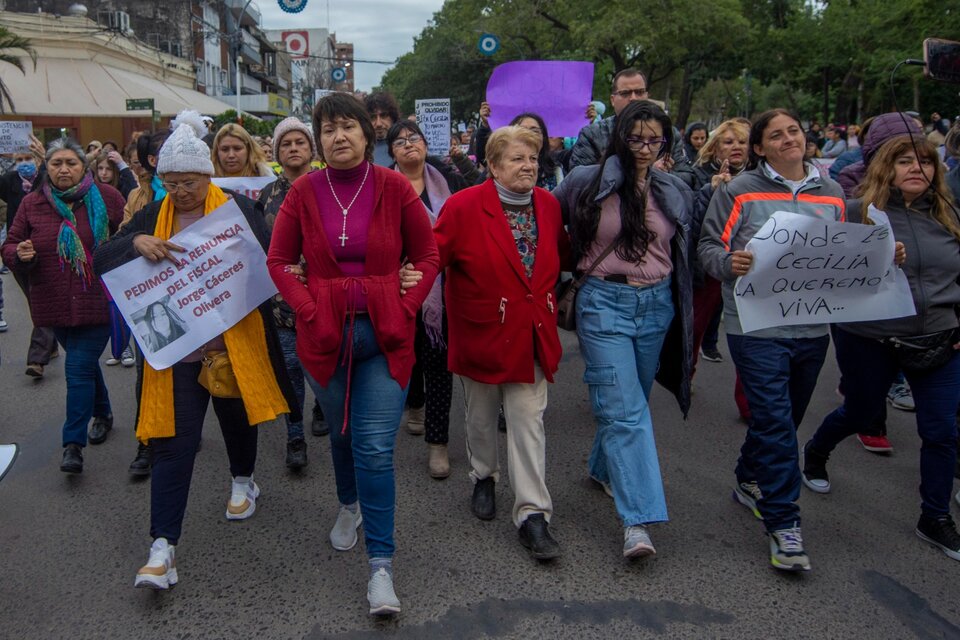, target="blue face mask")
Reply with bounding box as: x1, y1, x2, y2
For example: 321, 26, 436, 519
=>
16, 161, 37, 179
